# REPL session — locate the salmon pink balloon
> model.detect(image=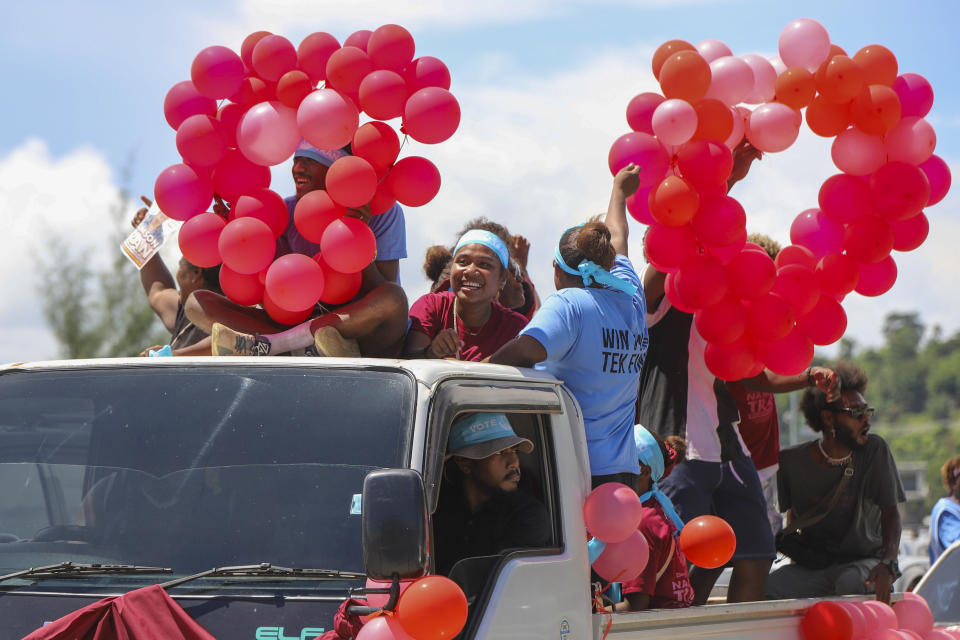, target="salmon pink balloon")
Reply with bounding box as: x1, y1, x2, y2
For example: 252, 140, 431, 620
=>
652, 99, 698, 145
747, 293, 795, 343
276, 70, 314, 109
191, 46, 244, 100
593, 530, 650, 582
359, 70, 408, 120
403, 56, 451, 92
778, 18, 831, 72
237, 101, 300, 166
176, 114, 228, 167
344, 30, 372, 51
241, 31, 272, 70
850, 85, 902, 135
815, 55, 864, 104
178, 212, 225, 268
659, 50, 712, 103
212, 149, 272, 203
265, 253, 324, 312
164, 81, 217, 130
252, 35, 297, 82
679, 515, 736, 568
649, 176, 699, 226
747, 103, 801, 152
353, 121, 401, 173
854, 45, 898, 86
790, 208, 844, 258
298, 89, 360, 150
297, 32, 340, 83
727, 249, 776, 300
861, 600, 899, 631
832, 127, 886, 175
704, 56, 755, 106
154, 163, 214, 221
356, 615, 415, 640
644, 223, 697, 272
695, 296, 746, 344
652, 40, 695, 79
326, 46, 373, 93
403, 87, 460, 144
626, 93, 665, 134
819, 174, 872, 223
742, 54, 777, 104
797, 295, 847, 346
694, 38, 731, 63
263, 290, 314, 326
220, 264, 264, 306
584, 482, 644, 543
326, 156, 378, 208
674, 254, 729, 310
232, 188, 288, 238
235, 76, 275, 107
608, 132, 670, 186
891, 212, 929, 252
919, 155, 951, 206
320, 217, 377, 273
773, 264, 819, 316
367, 24, 415, 72
885, 117, 936, 166
775, 68, 817, 110
870, 162, 930, 221
806, 95, 852, 137
692, 99, 734, 142
396, 576, 468, 640
892, 73, 934, 118
816, 253, 860, 297
855, 256, 897, 296
388, 156, 441, 207
295, 190, 345, 243
218, 217, 275, 275
704, 336, 758, 381
893, 596, 934, 635
845, 217, 894, 263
